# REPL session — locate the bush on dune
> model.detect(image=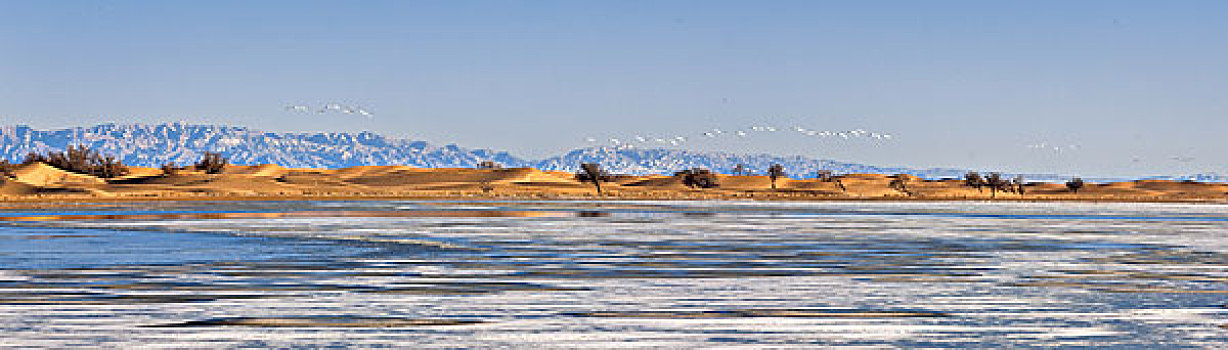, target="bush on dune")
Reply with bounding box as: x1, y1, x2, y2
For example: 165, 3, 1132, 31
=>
195, 152, 229, 174
21, 145, 128, 178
